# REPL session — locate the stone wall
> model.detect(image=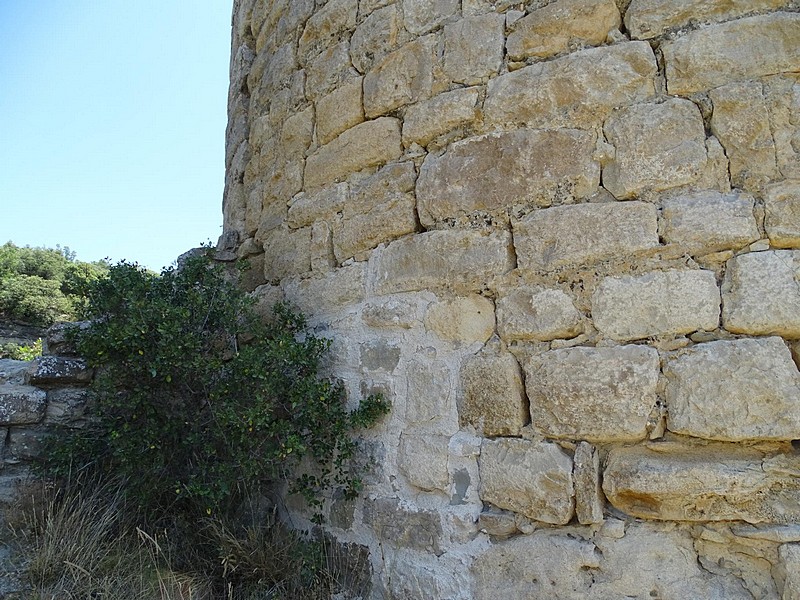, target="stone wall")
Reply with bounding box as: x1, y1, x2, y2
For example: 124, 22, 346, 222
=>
223, 1, 800, 597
